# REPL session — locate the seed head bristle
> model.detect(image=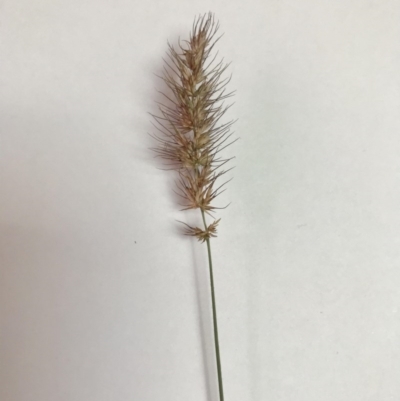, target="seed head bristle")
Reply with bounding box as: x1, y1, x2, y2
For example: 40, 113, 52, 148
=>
152, 12, 234, 240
